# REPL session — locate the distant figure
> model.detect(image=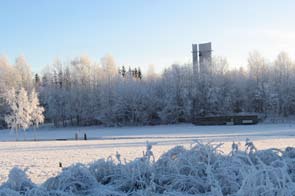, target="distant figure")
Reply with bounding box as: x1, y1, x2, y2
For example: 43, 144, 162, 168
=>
59, 162, 63, 168
84, 132, 87, 140
75, 132, 78, 140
